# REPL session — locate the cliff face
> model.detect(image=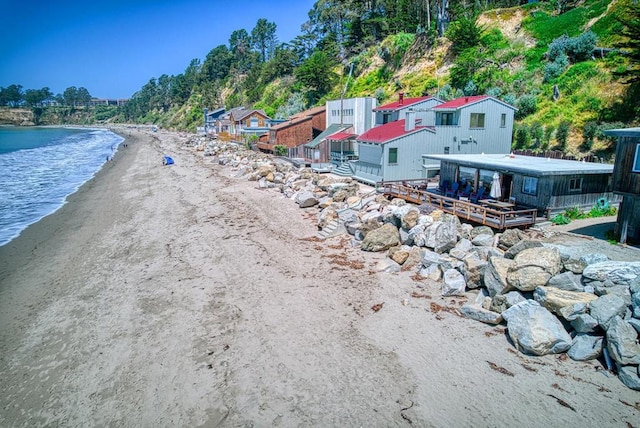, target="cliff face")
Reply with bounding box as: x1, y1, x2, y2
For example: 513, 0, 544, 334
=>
0, 108, 35, 126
